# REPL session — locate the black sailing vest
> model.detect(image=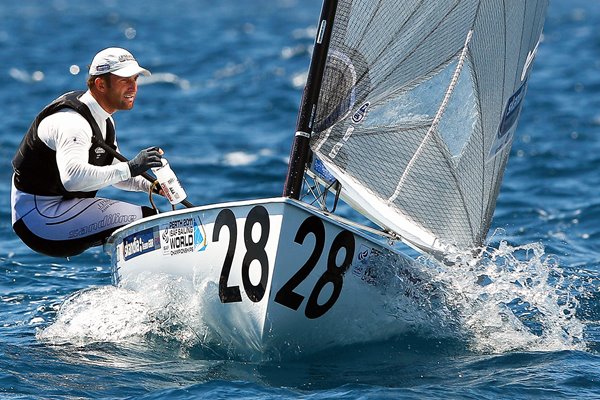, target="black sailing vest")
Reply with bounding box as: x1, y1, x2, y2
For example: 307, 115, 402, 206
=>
12, 91, 116, 198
